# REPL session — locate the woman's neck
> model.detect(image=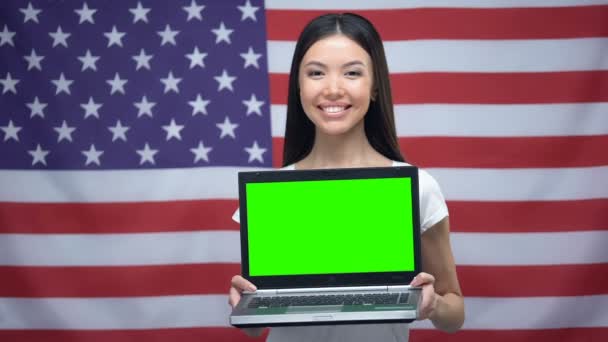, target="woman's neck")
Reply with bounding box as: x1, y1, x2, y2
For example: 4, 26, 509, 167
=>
296, 125, 391, 169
